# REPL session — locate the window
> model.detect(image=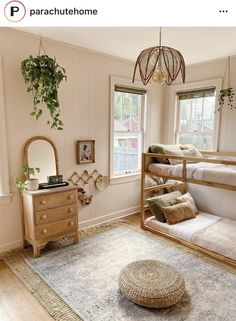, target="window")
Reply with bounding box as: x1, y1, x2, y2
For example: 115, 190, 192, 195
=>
110, 80, 146, 178
176, 87, 216, 150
